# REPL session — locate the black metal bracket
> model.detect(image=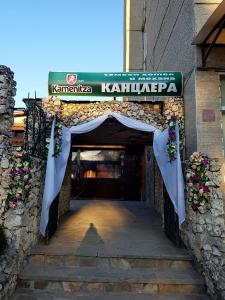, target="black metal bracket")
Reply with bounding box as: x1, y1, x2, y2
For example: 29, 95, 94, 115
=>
24, 99, 47, 159
201, 16, 225, 66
